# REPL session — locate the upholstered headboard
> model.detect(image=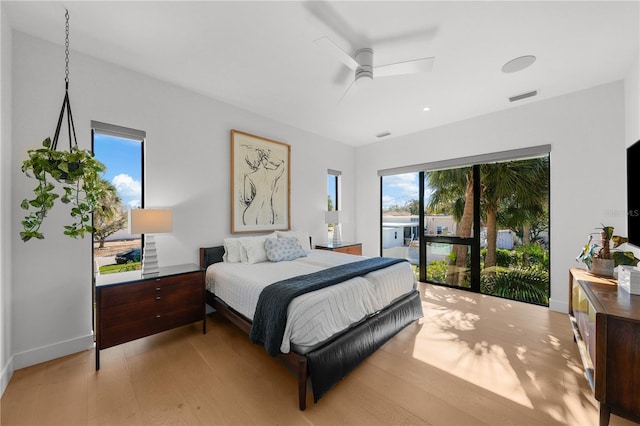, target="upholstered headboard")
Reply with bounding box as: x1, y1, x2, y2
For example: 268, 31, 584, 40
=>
199, 246, 225, 269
